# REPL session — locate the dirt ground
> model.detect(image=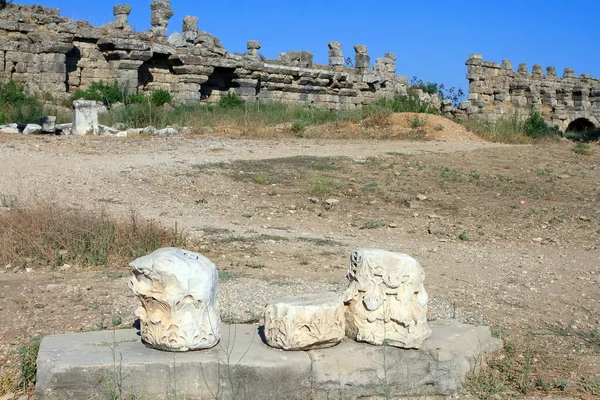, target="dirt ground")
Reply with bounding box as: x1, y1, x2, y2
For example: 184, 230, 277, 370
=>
0, 116, 599, 398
